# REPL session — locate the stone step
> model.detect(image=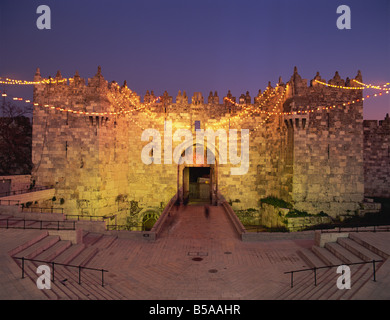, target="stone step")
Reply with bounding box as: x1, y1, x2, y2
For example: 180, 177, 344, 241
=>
34, 240, 72, 262
53, 244, 86, 265
8, 231, 48, 256
297, 248, 326, 269
14, 247, 114, 300
28, 260, 105, 300
49, 265, 101, 300
312, 246, 343, 266
65, 269, 120, 300
16, 261, 61, 300
324, 242, 363, 264
68, 246, 99, 267
83, 232, 104, 246
338, 238, 383, 262
94, 235, 117, 249
323, 264, 372, 300
13, 235, 60, 259
299, 268, 337, 300
349, 233, 390, 259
